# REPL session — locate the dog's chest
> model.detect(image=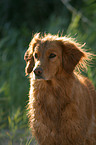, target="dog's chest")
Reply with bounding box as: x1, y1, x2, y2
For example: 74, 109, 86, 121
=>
30, 83, 62, 129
